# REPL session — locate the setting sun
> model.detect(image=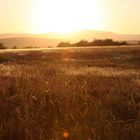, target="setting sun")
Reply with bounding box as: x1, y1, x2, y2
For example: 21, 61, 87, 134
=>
0, 0, 140, 34
30, 0, 105, 33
